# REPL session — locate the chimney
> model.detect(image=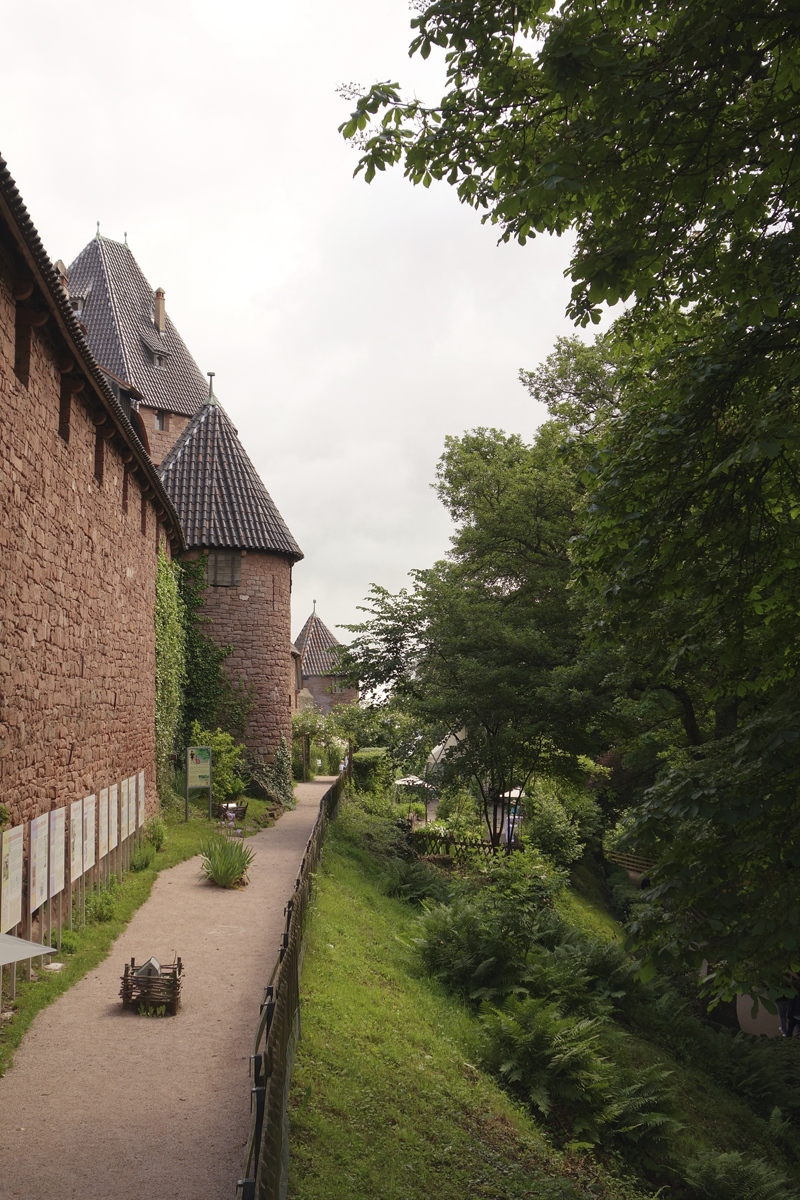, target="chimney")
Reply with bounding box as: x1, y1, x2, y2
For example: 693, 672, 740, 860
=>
154, 287, 166, 334
55, 259, 69, 298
